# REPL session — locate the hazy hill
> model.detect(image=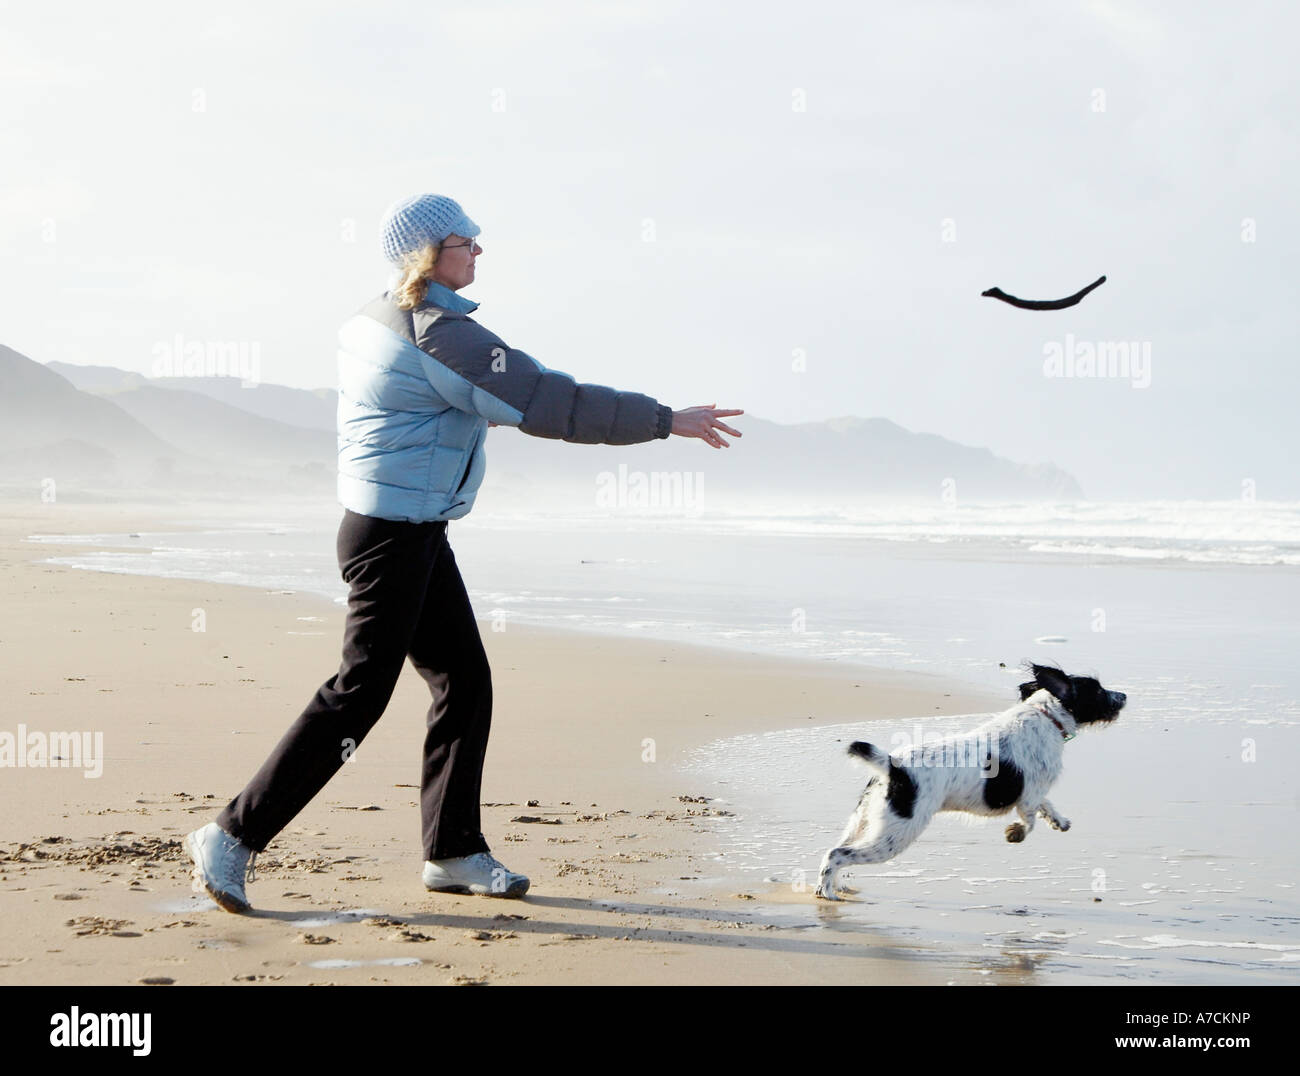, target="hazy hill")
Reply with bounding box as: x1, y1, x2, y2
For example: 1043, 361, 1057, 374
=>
30, 357, 1083, 502
42, 361, 148, 393
0, 348, 335, 493
0, 346, 183, 481
102, 385, 333, 467
478, 413, 1084, 503
49, 362, 337, 432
